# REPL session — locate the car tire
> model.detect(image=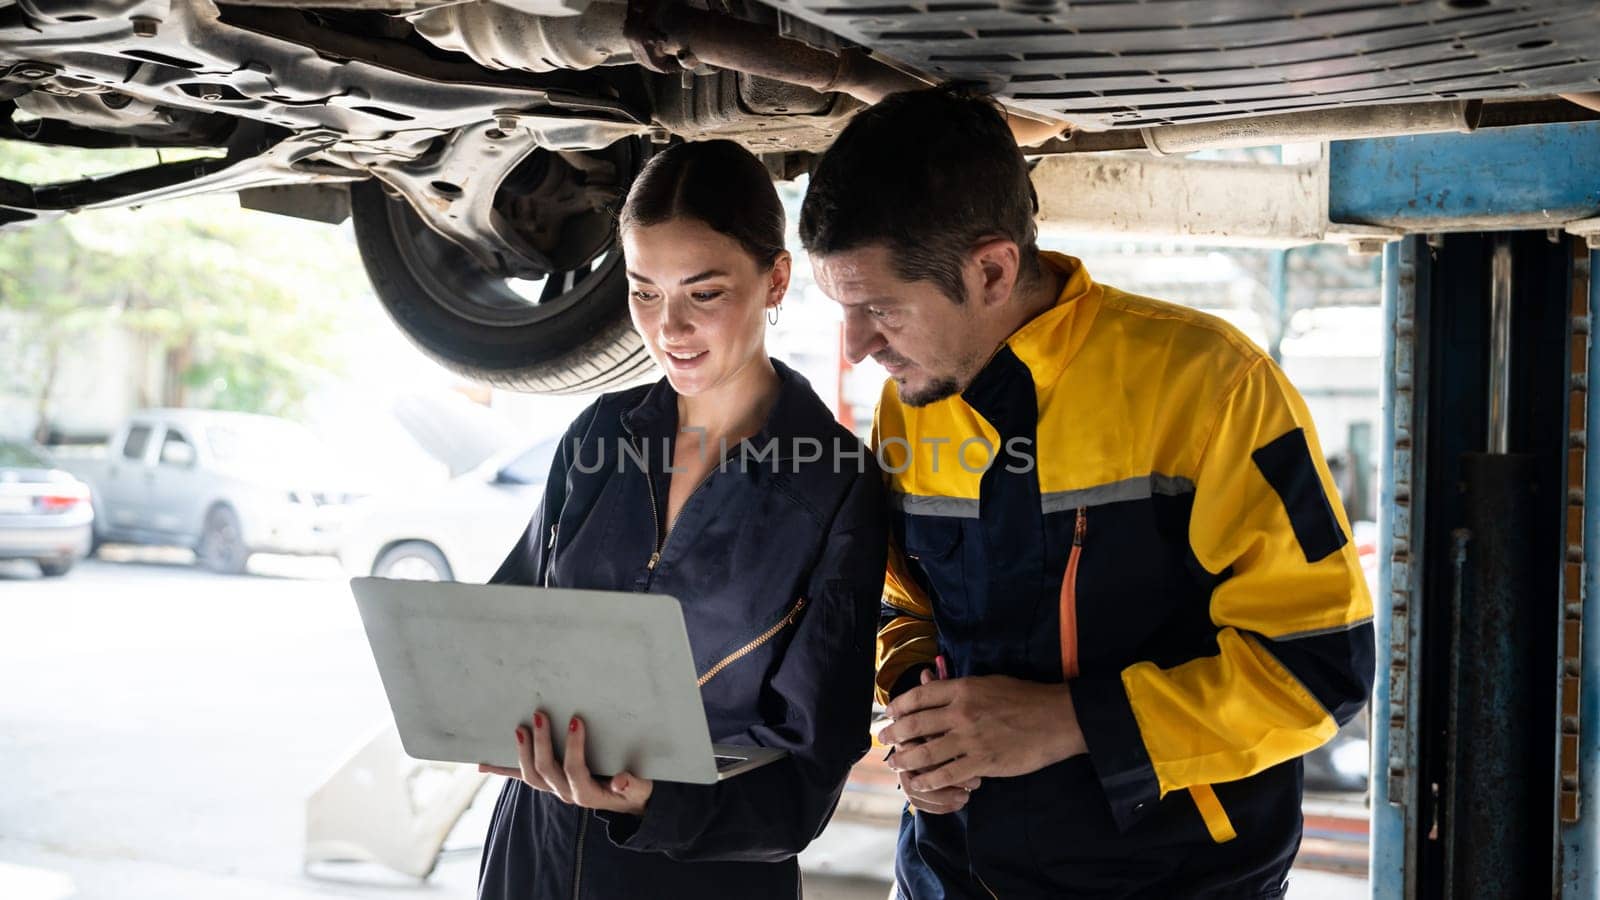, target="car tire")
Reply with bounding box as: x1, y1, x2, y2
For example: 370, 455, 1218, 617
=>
196, 505, 249, 575
373, 541, 454, 582
37, 558, 72, 577
86, 494, 106, 556
348, 141, 656, 395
